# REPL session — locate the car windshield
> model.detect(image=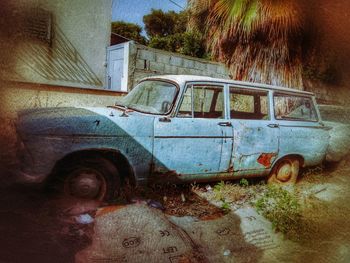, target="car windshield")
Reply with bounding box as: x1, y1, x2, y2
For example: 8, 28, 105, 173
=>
117, 80, 177, 114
